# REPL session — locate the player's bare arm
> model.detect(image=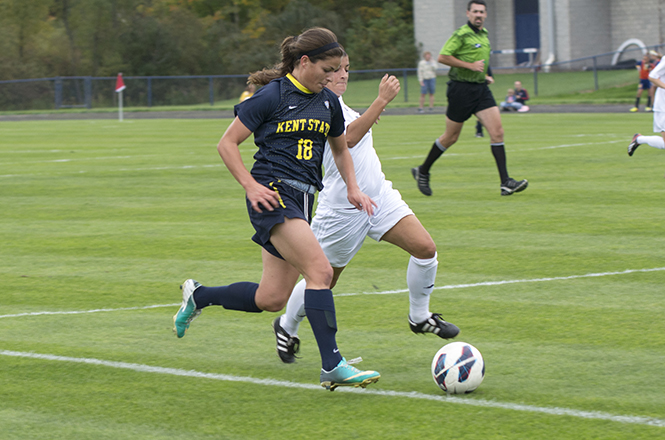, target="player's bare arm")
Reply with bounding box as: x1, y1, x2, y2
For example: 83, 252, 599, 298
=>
438, 54, 485, 73
650, 77, 665, 90
346, 74, 400, 147
217, 117, 281, 213
329, 134, 377, 215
